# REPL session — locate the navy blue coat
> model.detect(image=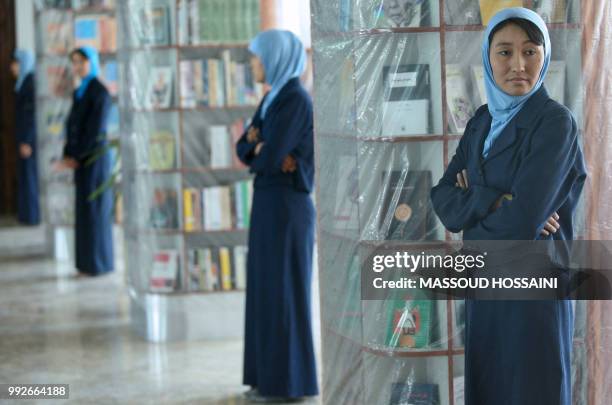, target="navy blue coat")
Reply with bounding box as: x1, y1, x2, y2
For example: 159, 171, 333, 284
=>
64, 78, 114, 275
237, 78, 318, 398
15, 73, 40, 225
431, 87, 586, 405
